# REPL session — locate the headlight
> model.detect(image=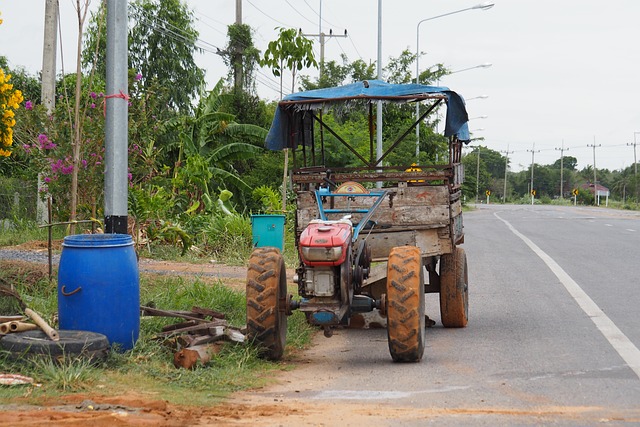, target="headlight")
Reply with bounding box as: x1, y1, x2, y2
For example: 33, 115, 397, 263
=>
301, 246, 343, 263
